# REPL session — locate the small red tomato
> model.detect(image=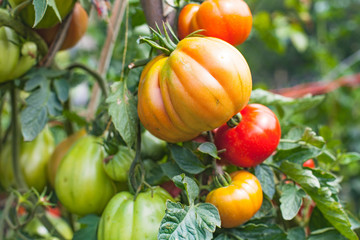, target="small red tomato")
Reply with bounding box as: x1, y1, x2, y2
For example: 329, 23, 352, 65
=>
214, 104, 281, 167
303, 159, 315, 168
